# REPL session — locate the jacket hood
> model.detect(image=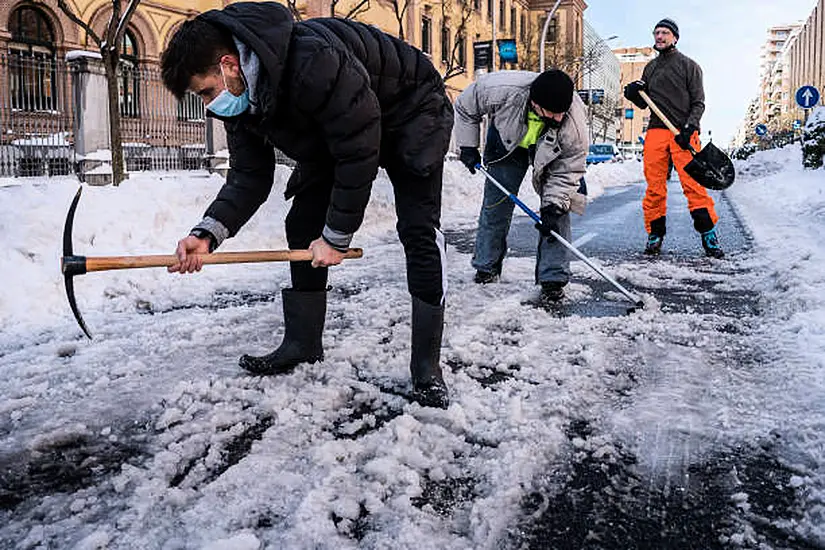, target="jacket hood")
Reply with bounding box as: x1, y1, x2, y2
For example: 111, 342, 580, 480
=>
199, 2, 293, 114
